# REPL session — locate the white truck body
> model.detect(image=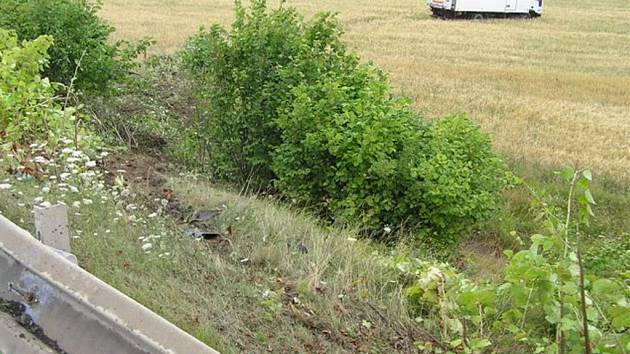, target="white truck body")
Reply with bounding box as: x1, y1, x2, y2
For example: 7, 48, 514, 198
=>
428, 0, 543, 18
